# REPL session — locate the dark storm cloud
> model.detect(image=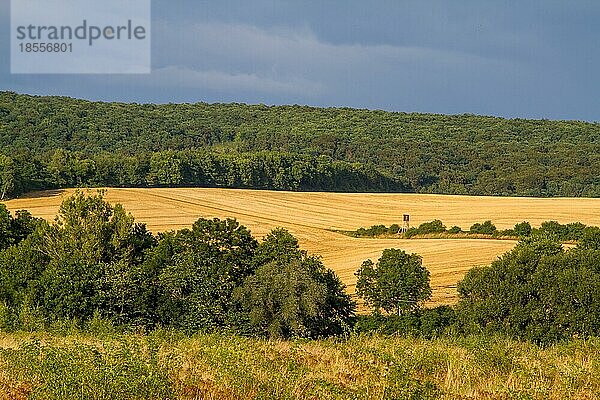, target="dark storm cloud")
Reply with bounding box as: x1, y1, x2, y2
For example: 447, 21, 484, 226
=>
1, 0, 598, 121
